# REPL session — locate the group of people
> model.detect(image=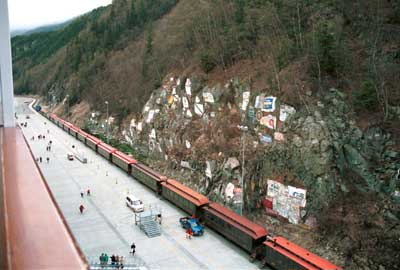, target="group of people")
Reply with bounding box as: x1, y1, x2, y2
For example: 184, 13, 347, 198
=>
79, 188, 91, 214
36, 156, 50, 163
46, 140, 52, 151
99, 253, 125, 268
